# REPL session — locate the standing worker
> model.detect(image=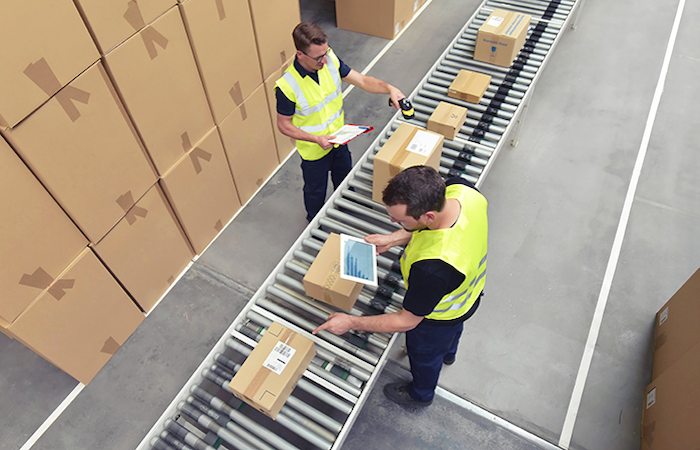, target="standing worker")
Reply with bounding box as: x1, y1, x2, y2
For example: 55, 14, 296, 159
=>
313, 166, 488, 406
275, 22, 406, 222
